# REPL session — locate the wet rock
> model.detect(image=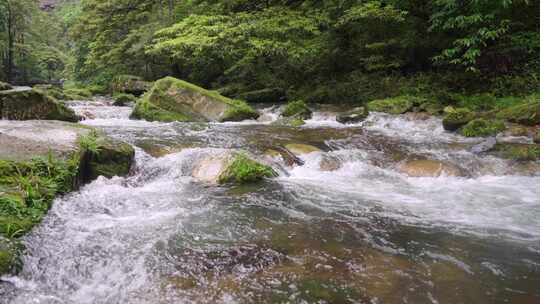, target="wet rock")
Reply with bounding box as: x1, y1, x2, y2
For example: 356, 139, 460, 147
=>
112, 74, 151, 96
284, 143, 321, 156
496, 100, 540, 126
319, 155, 342, 171
442, 108, 475, 131
281, 100, 312, 119
131, 77, 259, 122
81, 110, 96, 120
0, 236, 19, 275
192, 152, 276, 184
0, 89, 79, 122
403, 112, 431, 121
81, 136, 135, 182
0, 82, 12, 91
336, 107, 369, 124
470, 137, 497, 154
398, 160, 465, 177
